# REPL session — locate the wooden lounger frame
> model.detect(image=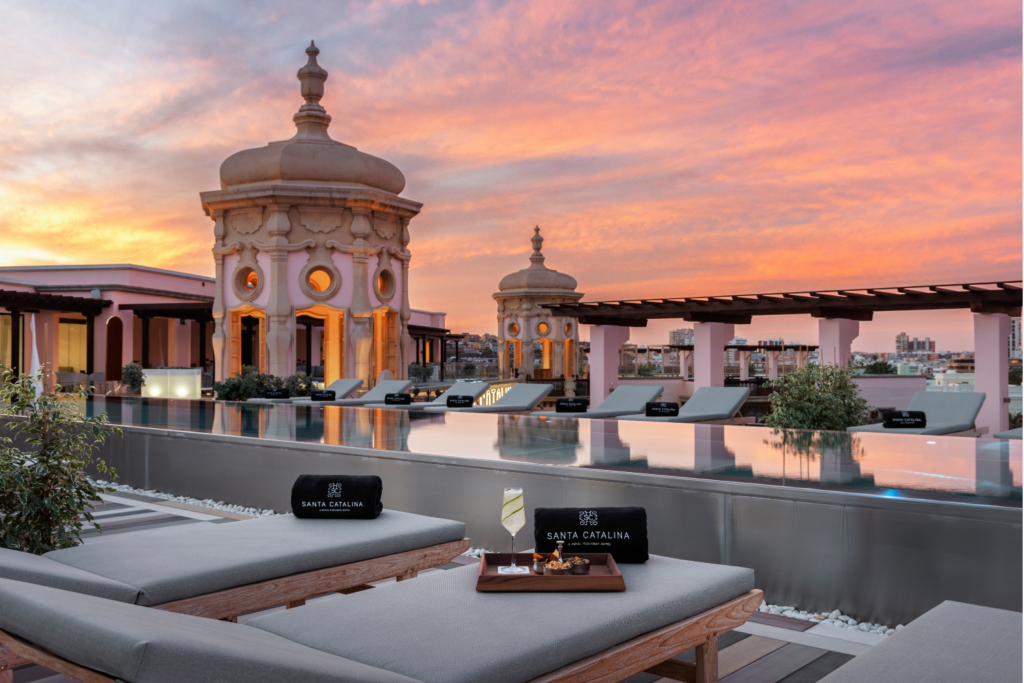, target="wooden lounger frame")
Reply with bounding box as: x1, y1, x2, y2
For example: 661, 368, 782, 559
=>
0, 538, 469, 678
1, 587, 761, 683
